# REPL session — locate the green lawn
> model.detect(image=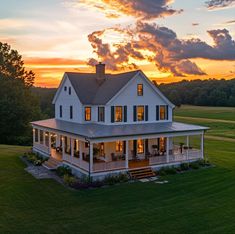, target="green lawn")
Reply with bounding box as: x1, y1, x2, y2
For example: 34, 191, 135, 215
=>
174, 105, 235, 121
1, 106, 235, 233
